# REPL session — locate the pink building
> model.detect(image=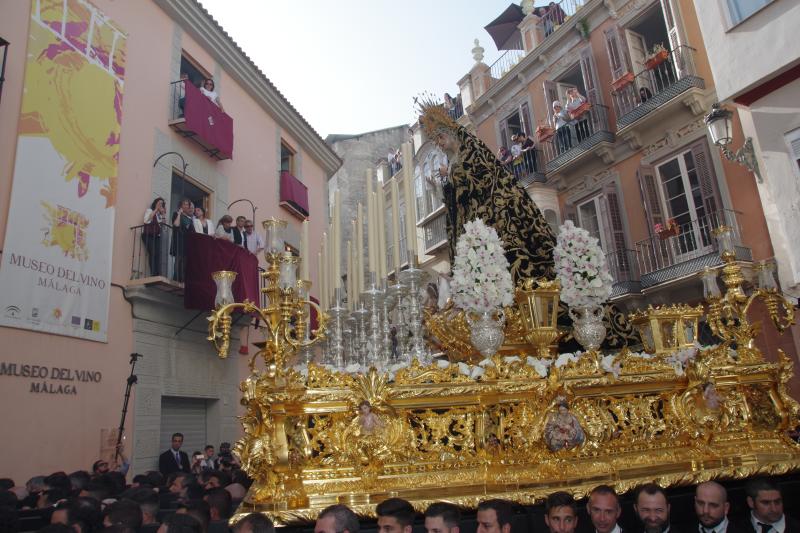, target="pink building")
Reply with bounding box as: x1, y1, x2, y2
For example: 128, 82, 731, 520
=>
0, 0, 340, 483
